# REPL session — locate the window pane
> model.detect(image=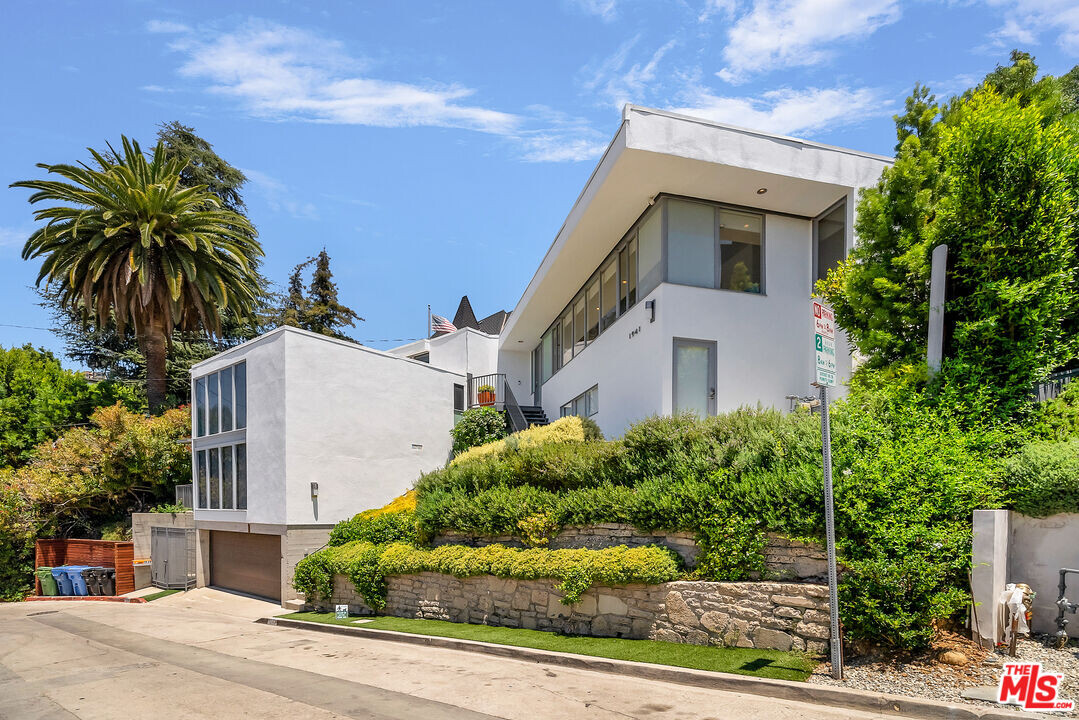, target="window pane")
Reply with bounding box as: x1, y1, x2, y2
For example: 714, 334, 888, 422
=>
560, 402, 571, 418
453, 384, 464, 412
588, 386, 599, 416
600, 261, 617, 331
638, 208, 662, 295
719, 210, 763, 293
541, 329, 553, 383
561, 313, 573, 366
208, 372, 219, 435
816, 202, 846, 282
586, 279, 600, 342
675, 343, 711, 417
220, 367, 234, 433
668, 199, 715, 288
234, 362, 247, 429
236, 444, 247, 510
573, 296, 586, 356
208, 447, 220, 509
196, 450, 207, 509
195, 377, 207, 437
221, 445, 234, 510
619, 237, 637, 314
